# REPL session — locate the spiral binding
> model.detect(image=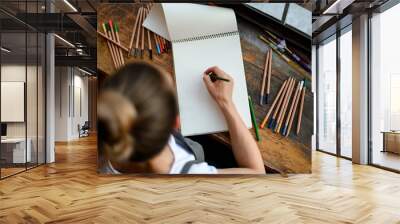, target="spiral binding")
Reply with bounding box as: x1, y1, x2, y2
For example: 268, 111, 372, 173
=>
172, 31, 239, 43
